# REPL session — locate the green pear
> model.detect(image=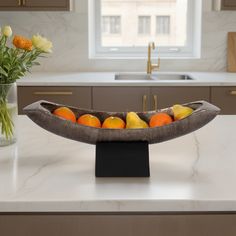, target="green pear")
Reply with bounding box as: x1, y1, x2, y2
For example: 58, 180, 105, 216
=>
172, 105, 194, 121
126, 112, 149, 129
